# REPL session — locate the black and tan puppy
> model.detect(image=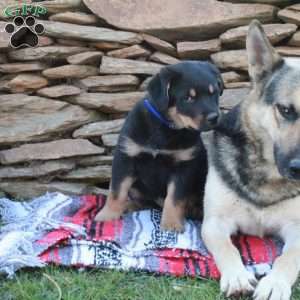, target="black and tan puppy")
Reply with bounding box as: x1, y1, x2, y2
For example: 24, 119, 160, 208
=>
95, 61, 223, 232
